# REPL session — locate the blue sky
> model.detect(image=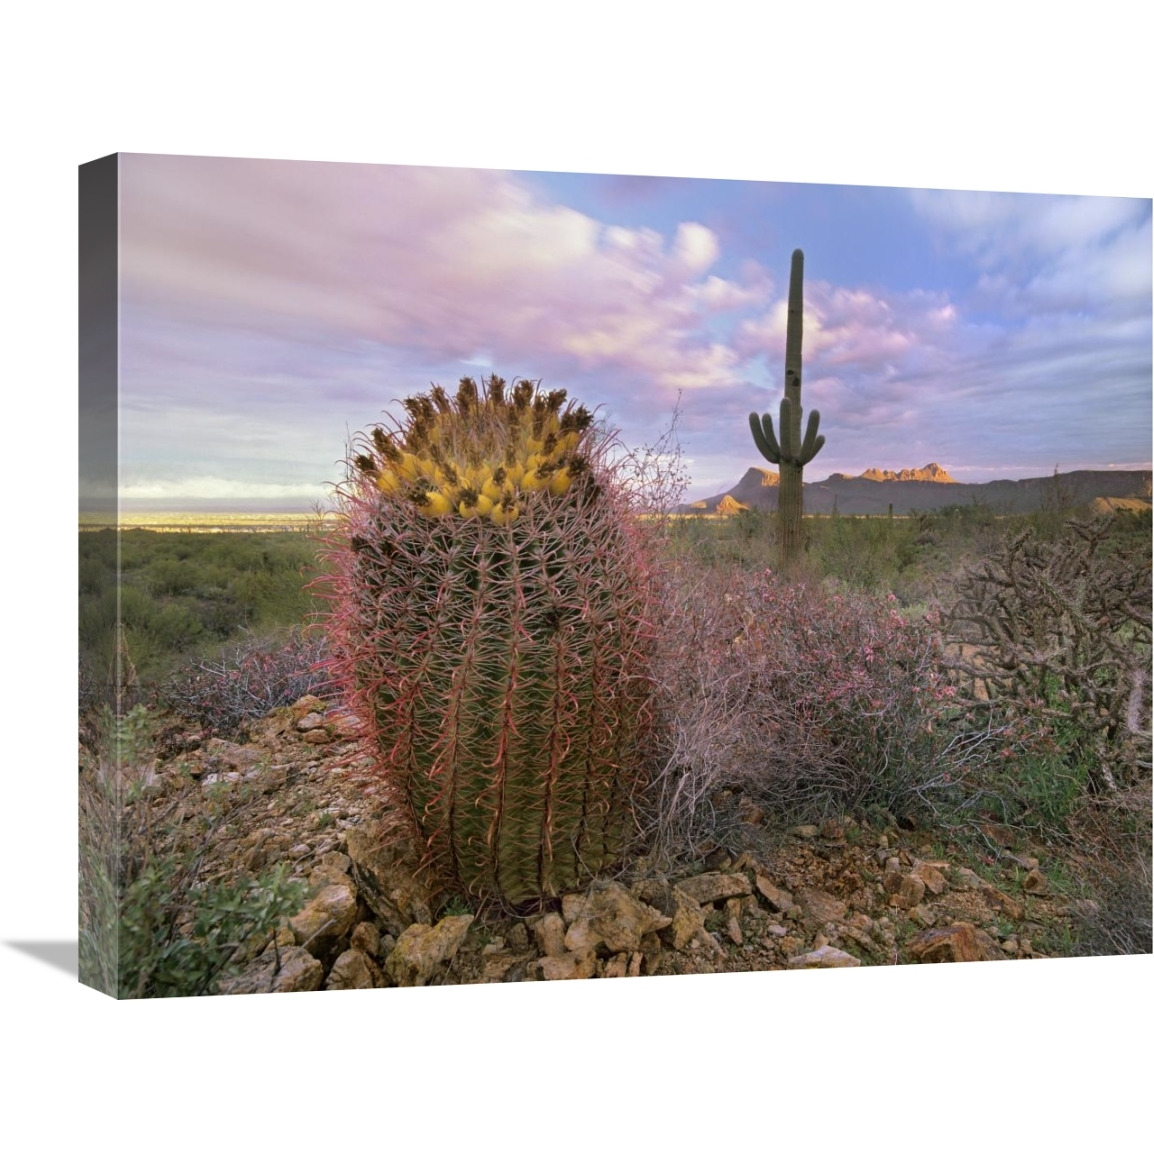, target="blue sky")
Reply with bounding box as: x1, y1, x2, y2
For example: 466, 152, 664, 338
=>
110, 154, 1152, 508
